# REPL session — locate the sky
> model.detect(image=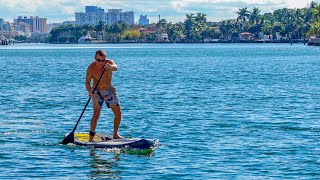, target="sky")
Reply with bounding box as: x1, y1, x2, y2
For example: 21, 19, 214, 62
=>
0, 0, 319, 24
